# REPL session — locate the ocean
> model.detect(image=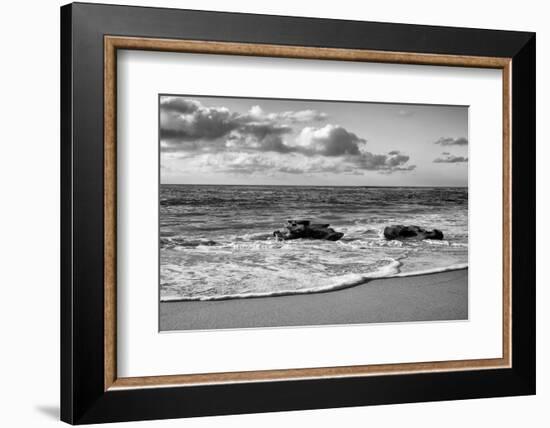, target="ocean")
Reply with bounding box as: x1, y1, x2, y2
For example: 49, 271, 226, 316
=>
160, 184, 468, 301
